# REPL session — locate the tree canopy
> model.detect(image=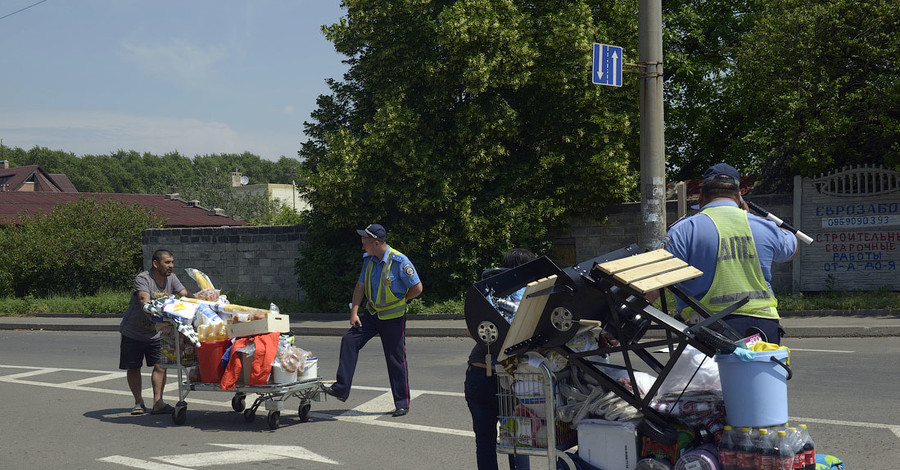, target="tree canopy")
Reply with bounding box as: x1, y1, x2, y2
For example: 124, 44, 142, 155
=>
297, 0, 644, 310
662, 0, 900, 187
